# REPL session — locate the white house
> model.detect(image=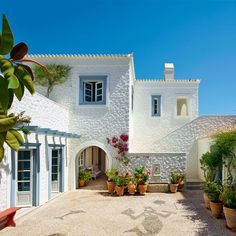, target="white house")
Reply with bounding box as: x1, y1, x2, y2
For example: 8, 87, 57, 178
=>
0, 53, 236, 210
